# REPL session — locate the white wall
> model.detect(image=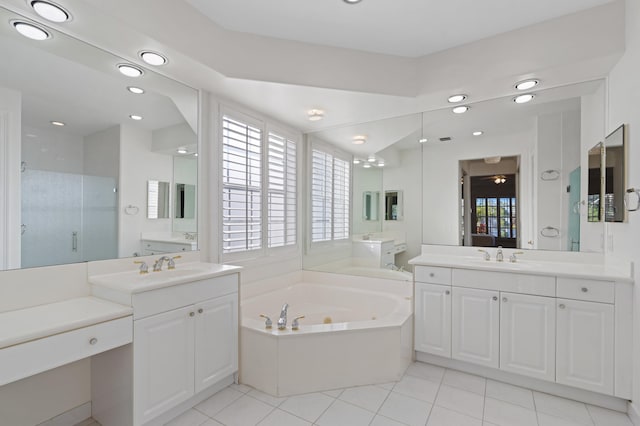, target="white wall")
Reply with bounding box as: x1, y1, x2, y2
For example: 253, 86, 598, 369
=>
605, 0, 640, 420
422, 129, 536, 248
152, 122, 197, 153
118, 124, 173, 257
21, 125, 84, 174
